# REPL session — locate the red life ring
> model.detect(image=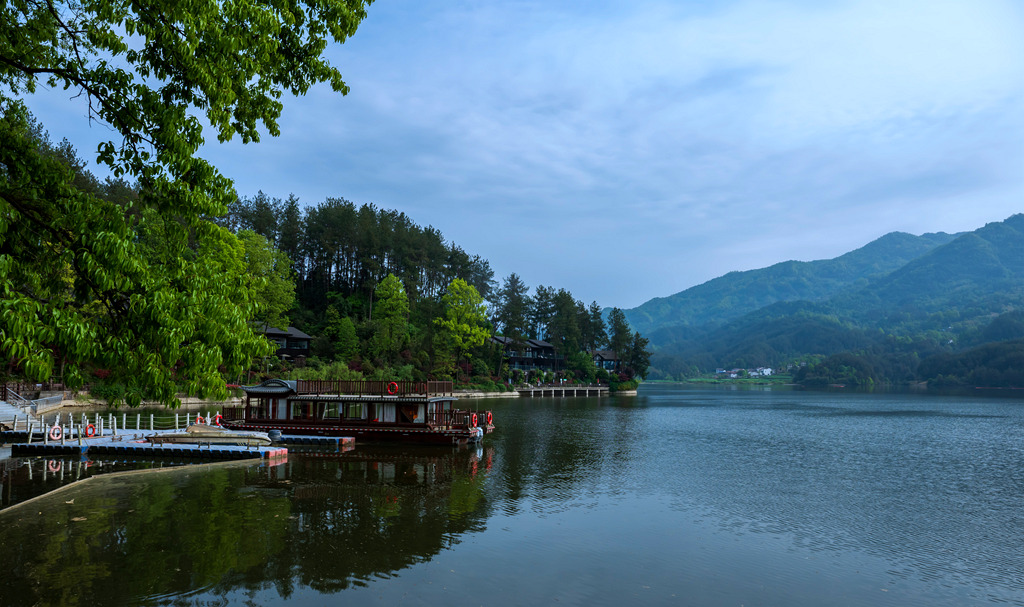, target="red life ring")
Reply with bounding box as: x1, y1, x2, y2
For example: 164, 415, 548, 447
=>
48, 425, 62, 441
486, 411, 493, 425
213, 414, 223, 426
387, 382, 399, 395
470, 413, 478, 427
195, 414, 203, 425
85, 424, 96, 438
48, 460, 62, 473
